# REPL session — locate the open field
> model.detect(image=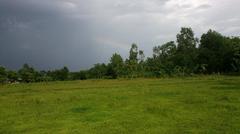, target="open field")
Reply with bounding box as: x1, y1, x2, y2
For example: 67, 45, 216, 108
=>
0, 76, 240, 134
